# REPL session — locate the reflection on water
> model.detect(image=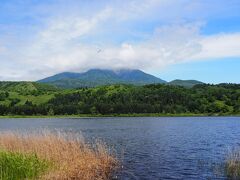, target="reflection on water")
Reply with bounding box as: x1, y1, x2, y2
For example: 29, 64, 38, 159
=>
0, 116, 239, 179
